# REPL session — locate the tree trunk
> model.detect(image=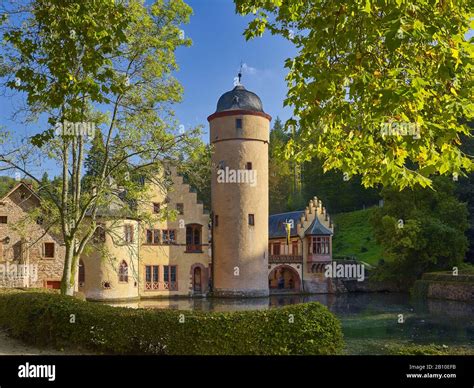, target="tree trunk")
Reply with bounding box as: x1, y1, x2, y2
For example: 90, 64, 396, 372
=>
61, 243, 74, 296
